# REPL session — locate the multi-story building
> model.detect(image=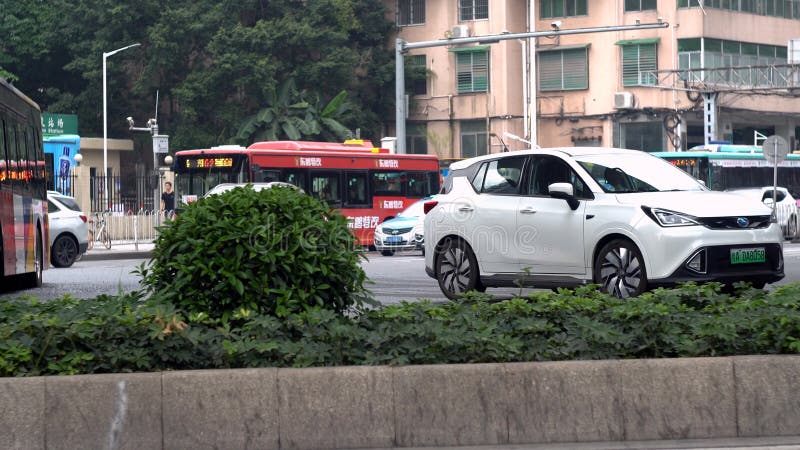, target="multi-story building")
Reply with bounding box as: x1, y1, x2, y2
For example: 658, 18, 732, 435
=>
385, 0, 800, 158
